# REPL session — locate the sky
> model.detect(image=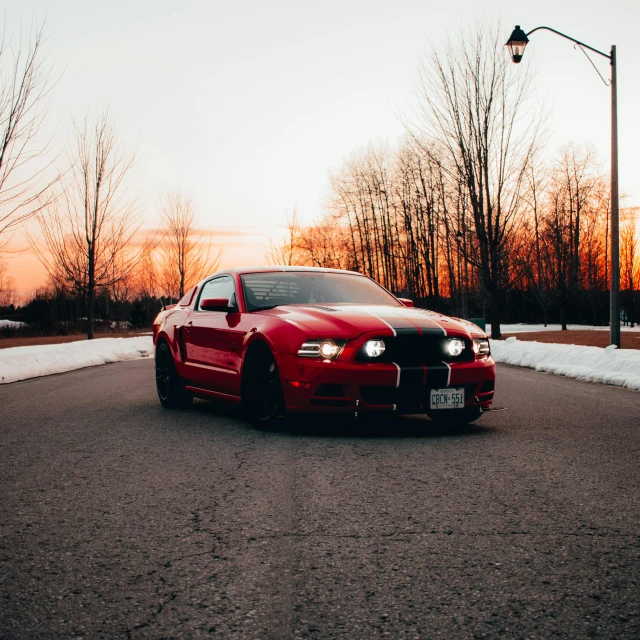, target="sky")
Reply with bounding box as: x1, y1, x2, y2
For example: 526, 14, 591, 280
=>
2, 0, 639, 295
